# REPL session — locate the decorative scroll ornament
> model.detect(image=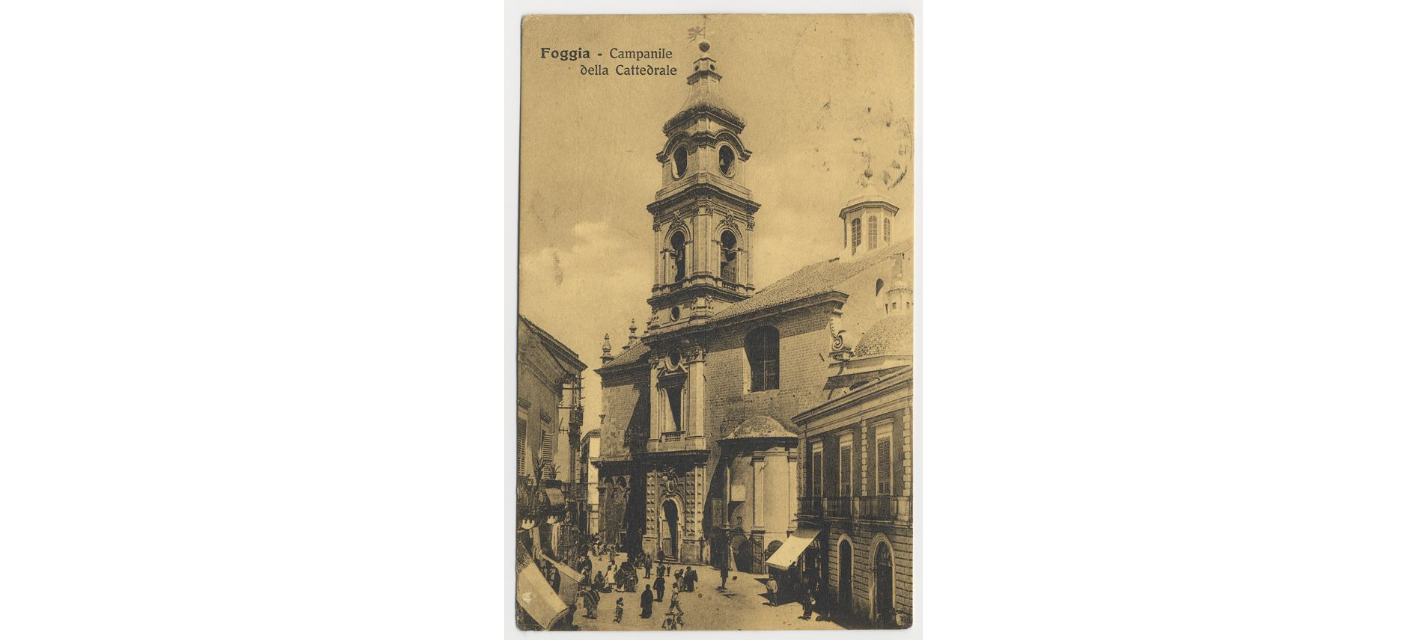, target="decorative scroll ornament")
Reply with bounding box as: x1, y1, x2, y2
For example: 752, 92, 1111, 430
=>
829, 317, 853, 361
